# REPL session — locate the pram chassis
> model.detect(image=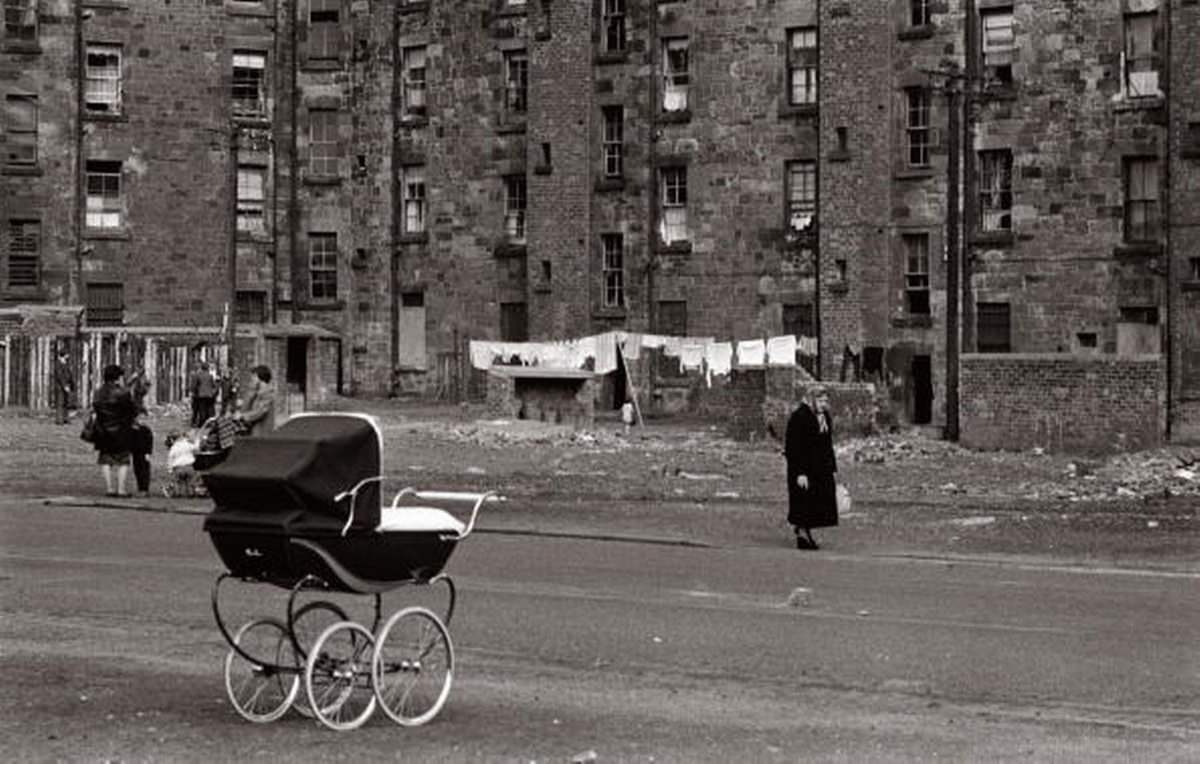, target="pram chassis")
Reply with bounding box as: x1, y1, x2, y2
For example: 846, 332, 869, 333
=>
210, 479, 497, 731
